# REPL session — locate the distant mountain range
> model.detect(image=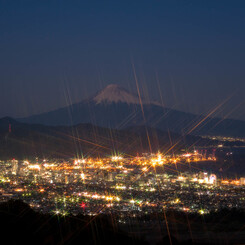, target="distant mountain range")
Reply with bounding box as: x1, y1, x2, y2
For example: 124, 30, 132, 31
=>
18, 84, 245, 138
0, 117, 216, 159
2, 117, 245, 175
